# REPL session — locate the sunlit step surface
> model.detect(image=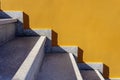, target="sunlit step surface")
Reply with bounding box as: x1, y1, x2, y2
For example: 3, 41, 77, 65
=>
36, 53, 82, 80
